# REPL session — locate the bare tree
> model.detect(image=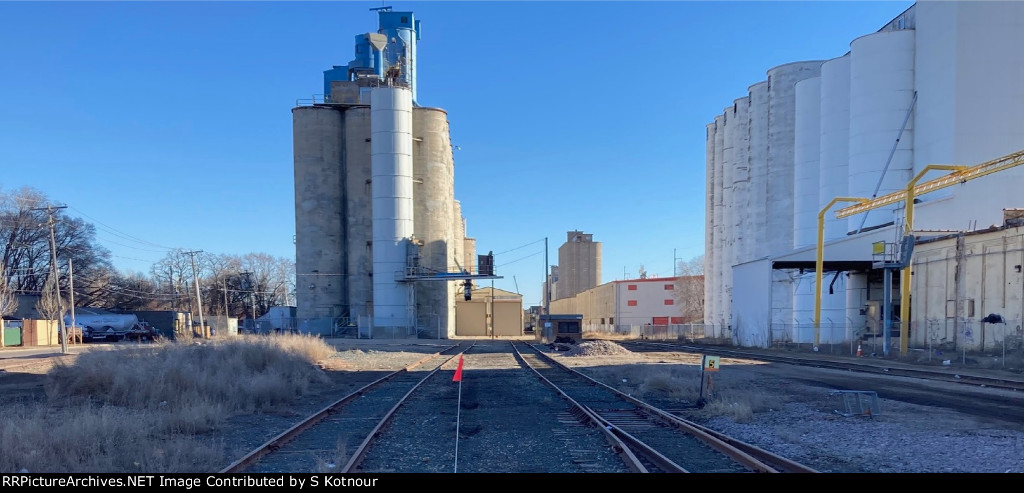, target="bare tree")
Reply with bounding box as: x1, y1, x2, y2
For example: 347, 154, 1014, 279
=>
674, 255, 705, 323
0, 187, 113, 299
150, 248, 194, 312
238, 253, 294, 319
35, 274, 63, 323
0, 264, 17, 347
